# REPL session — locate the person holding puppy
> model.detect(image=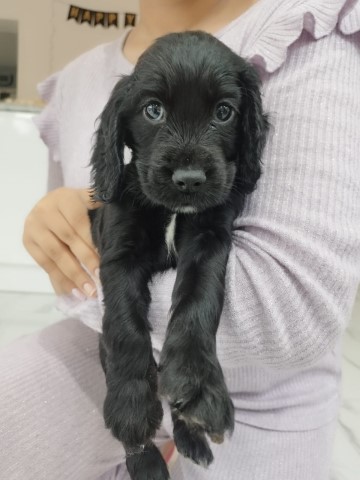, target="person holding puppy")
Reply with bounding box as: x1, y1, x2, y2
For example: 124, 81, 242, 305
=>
1, 0, 360, 479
